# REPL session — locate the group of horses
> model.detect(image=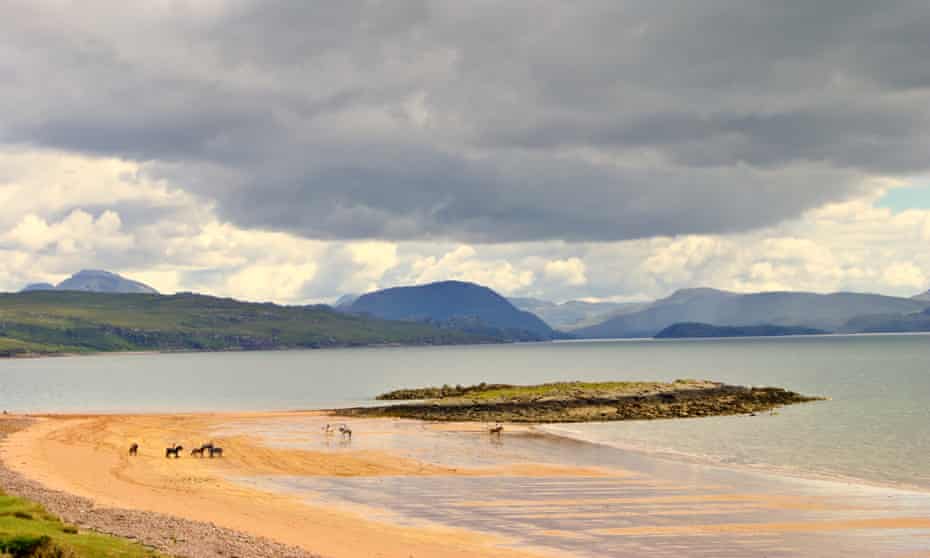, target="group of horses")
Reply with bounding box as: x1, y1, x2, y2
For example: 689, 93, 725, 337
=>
127, 442, 224, 458
322, 423, 353, 439
127, 421, 500, 460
